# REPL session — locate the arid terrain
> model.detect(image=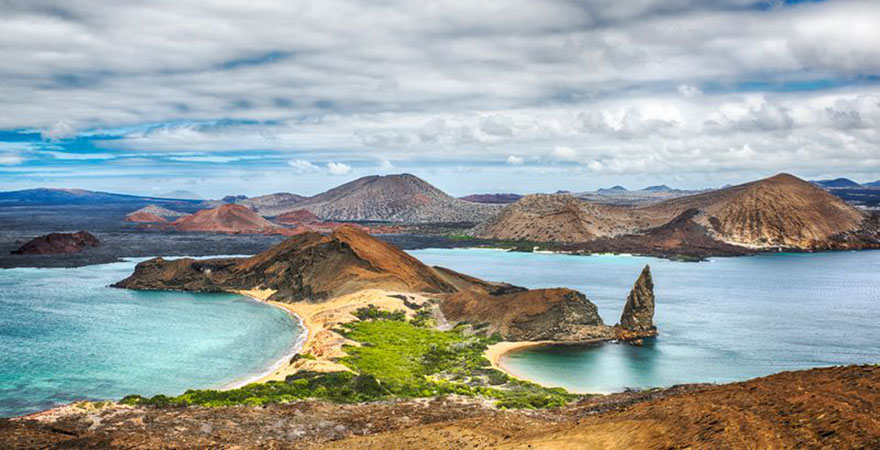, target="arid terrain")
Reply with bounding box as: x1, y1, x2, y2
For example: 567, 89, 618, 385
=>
475, 173, 880, 255
3, 365, 878, 449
